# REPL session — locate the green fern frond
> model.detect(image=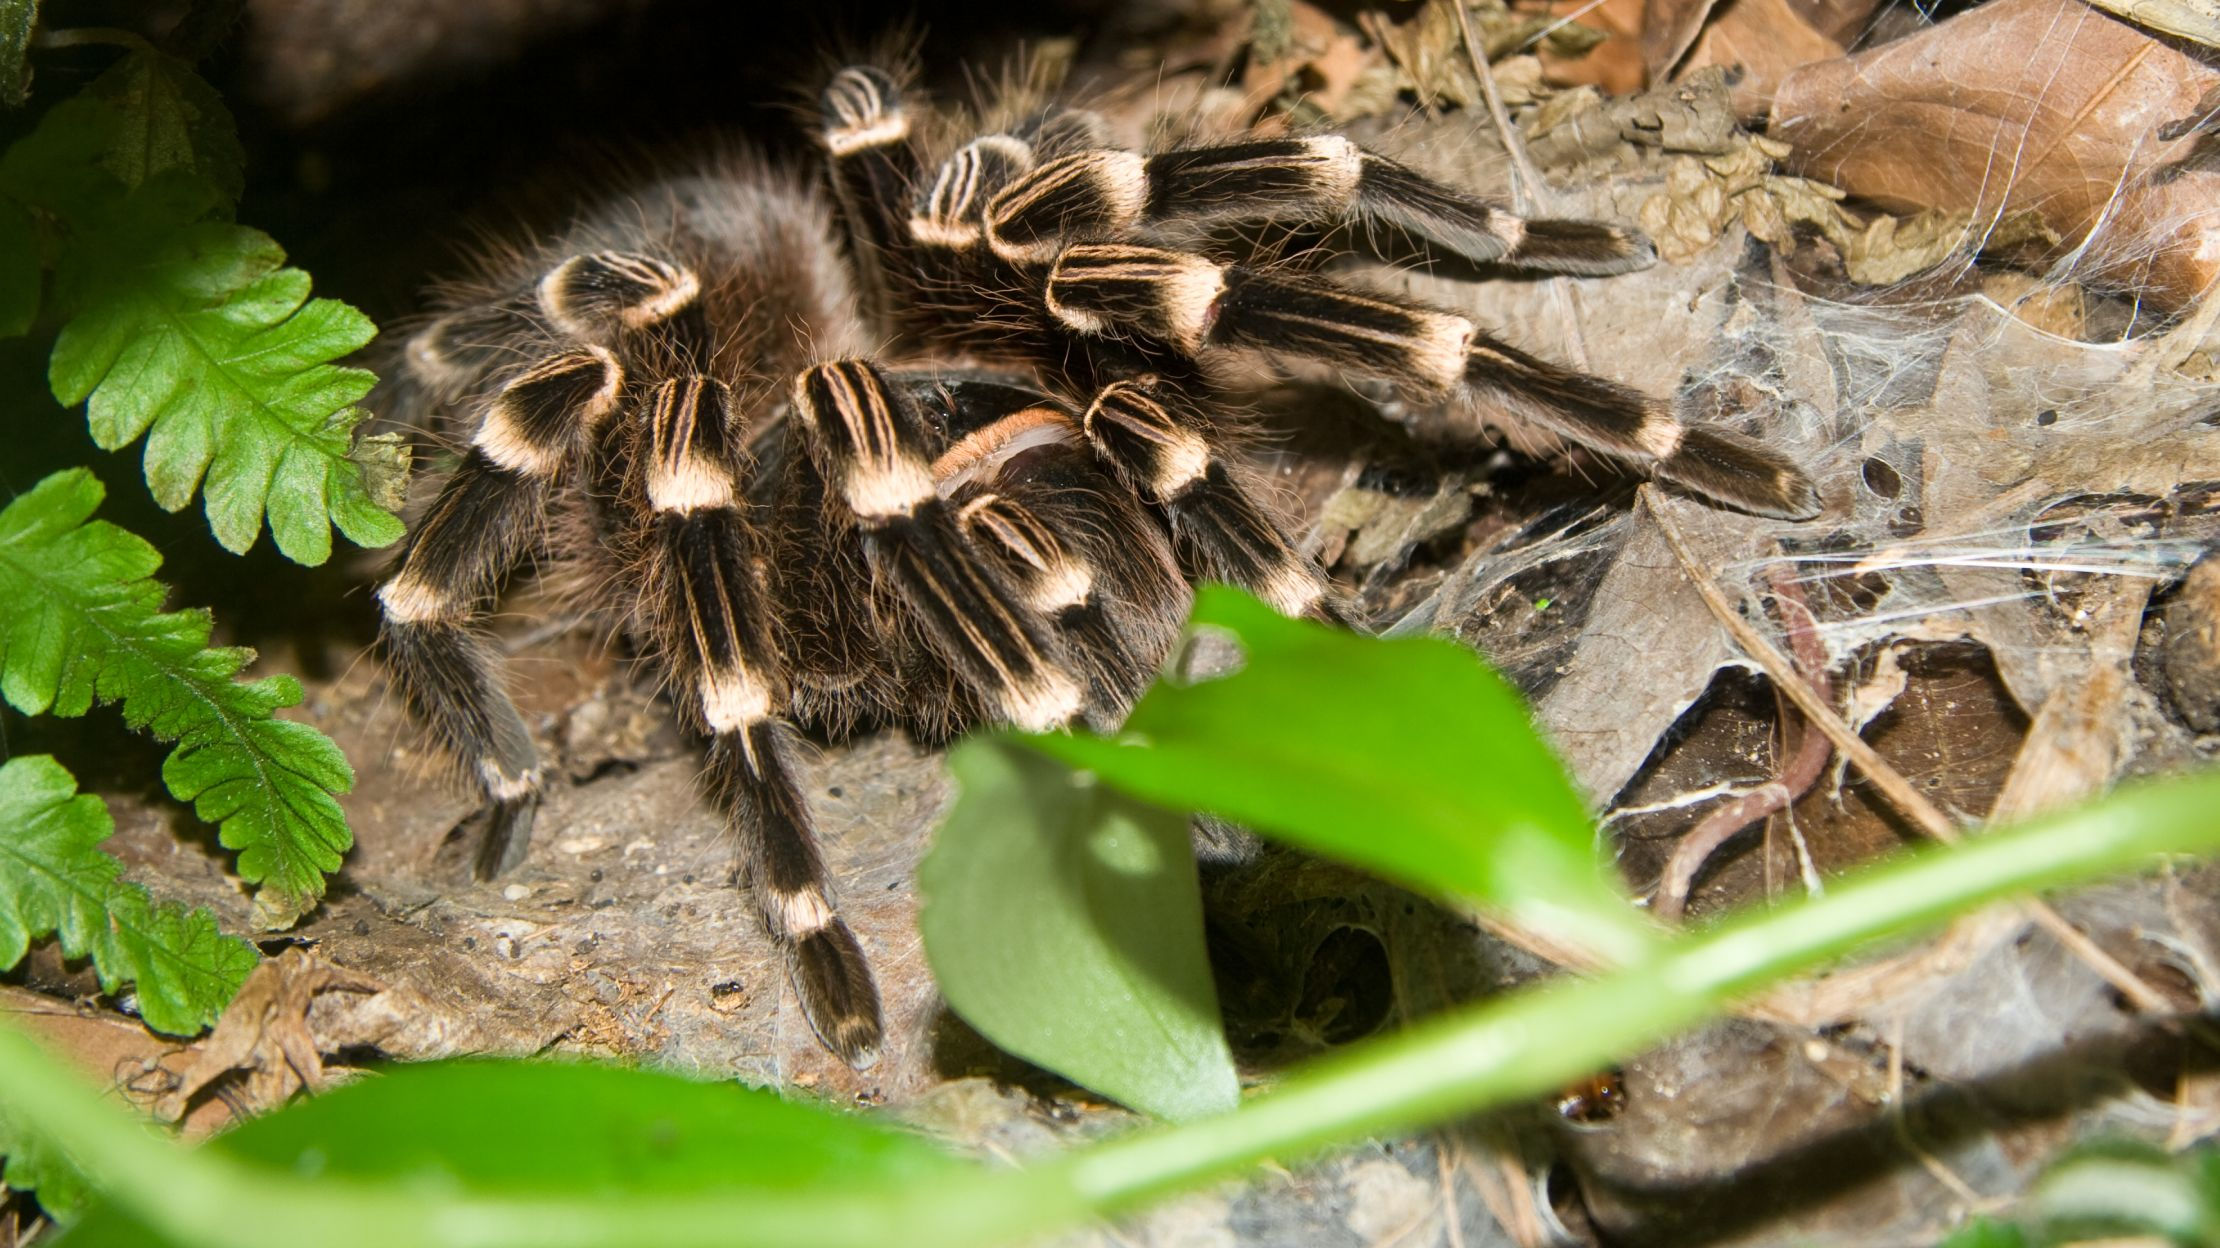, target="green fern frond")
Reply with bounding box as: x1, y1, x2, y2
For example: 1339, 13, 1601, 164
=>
49, 222, 403, 563
0, 42, 400, 564
0, 468, 355, 923
0, 754, 258, 1033
0, 750, 253, 1222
